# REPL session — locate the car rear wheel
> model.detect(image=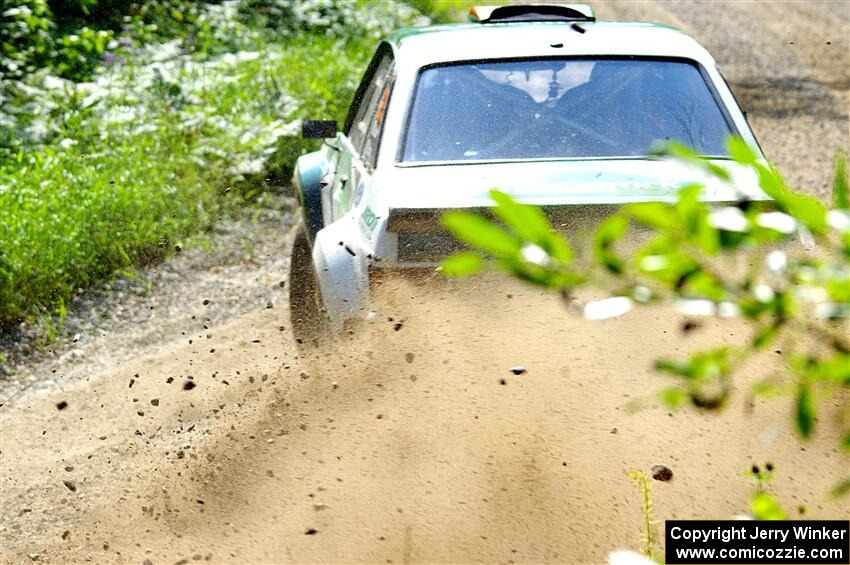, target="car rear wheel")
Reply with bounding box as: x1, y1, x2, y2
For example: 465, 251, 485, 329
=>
288, 224, 328, 348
